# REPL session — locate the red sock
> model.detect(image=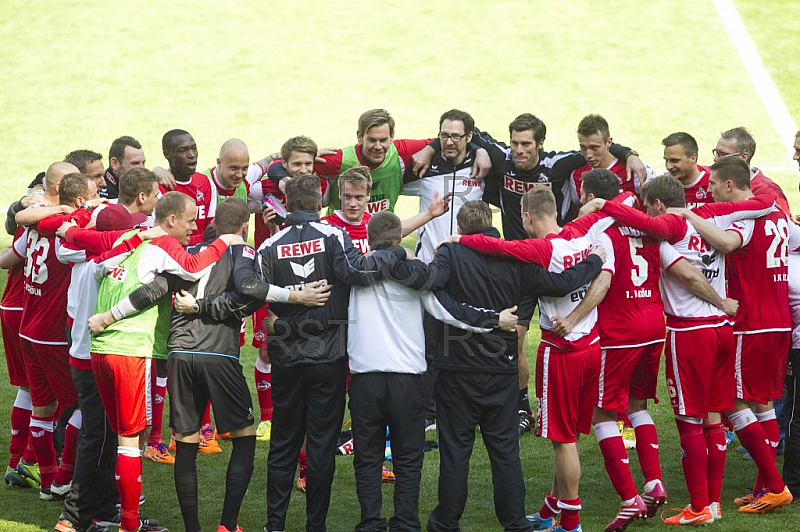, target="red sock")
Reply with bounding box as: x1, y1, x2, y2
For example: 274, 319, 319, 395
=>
30, 415, 57, 488
9, 404, 32, 468
23, 432, 37, 464
735, 415, 784, 493
116, 449, 143, 531
254, 365, 273, 422
759, 413, 781, 460
675, 419, 709, 511
721, 413, 734, 431
201, 402, 212, 427
630, 412, 662, 482
54, 412, 81, 486
147, 377, 167, 446
703, 423, 726, 504
595, 422, 638, 500
298, 451, 307, 480
538, 492, 560, 520
558, 497, 581, 530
